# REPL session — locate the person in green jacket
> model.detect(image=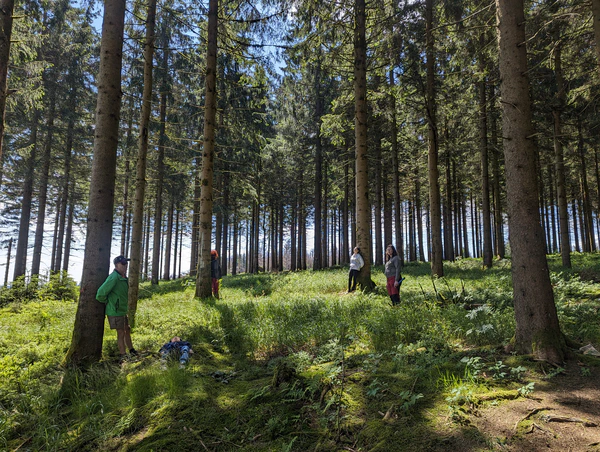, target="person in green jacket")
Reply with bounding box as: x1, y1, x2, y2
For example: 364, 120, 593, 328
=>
96, 255, 137, 361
